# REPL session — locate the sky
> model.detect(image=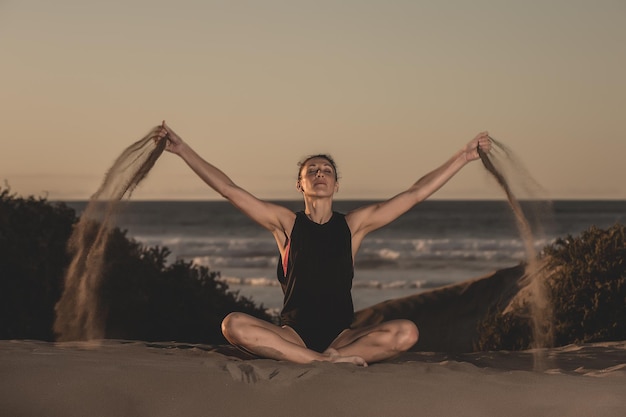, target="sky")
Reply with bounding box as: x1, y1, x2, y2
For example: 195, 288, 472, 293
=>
1, 0, 625, 201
